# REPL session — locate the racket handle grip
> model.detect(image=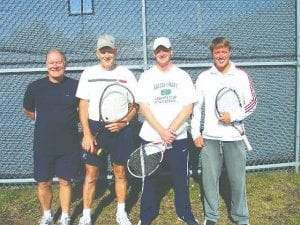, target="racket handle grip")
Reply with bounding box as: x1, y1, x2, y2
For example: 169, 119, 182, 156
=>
92, 144, 103, 156
241, 135, 253, 151
96, 148, 103, 156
